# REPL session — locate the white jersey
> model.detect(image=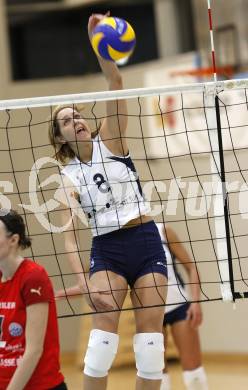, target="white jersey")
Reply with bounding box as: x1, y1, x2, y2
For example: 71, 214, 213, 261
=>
62, 135, 150, 236
156, 223, 189, 313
